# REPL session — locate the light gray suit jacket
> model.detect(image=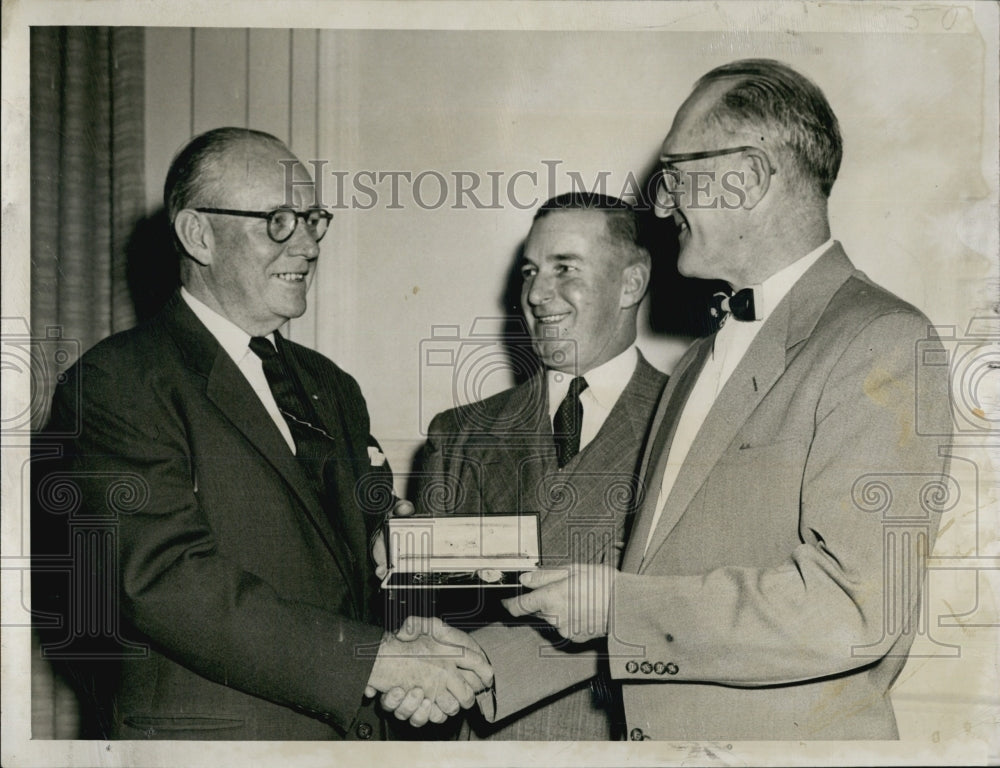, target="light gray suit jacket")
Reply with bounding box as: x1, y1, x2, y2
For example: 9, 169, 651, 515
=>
482, 244, 952, 740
